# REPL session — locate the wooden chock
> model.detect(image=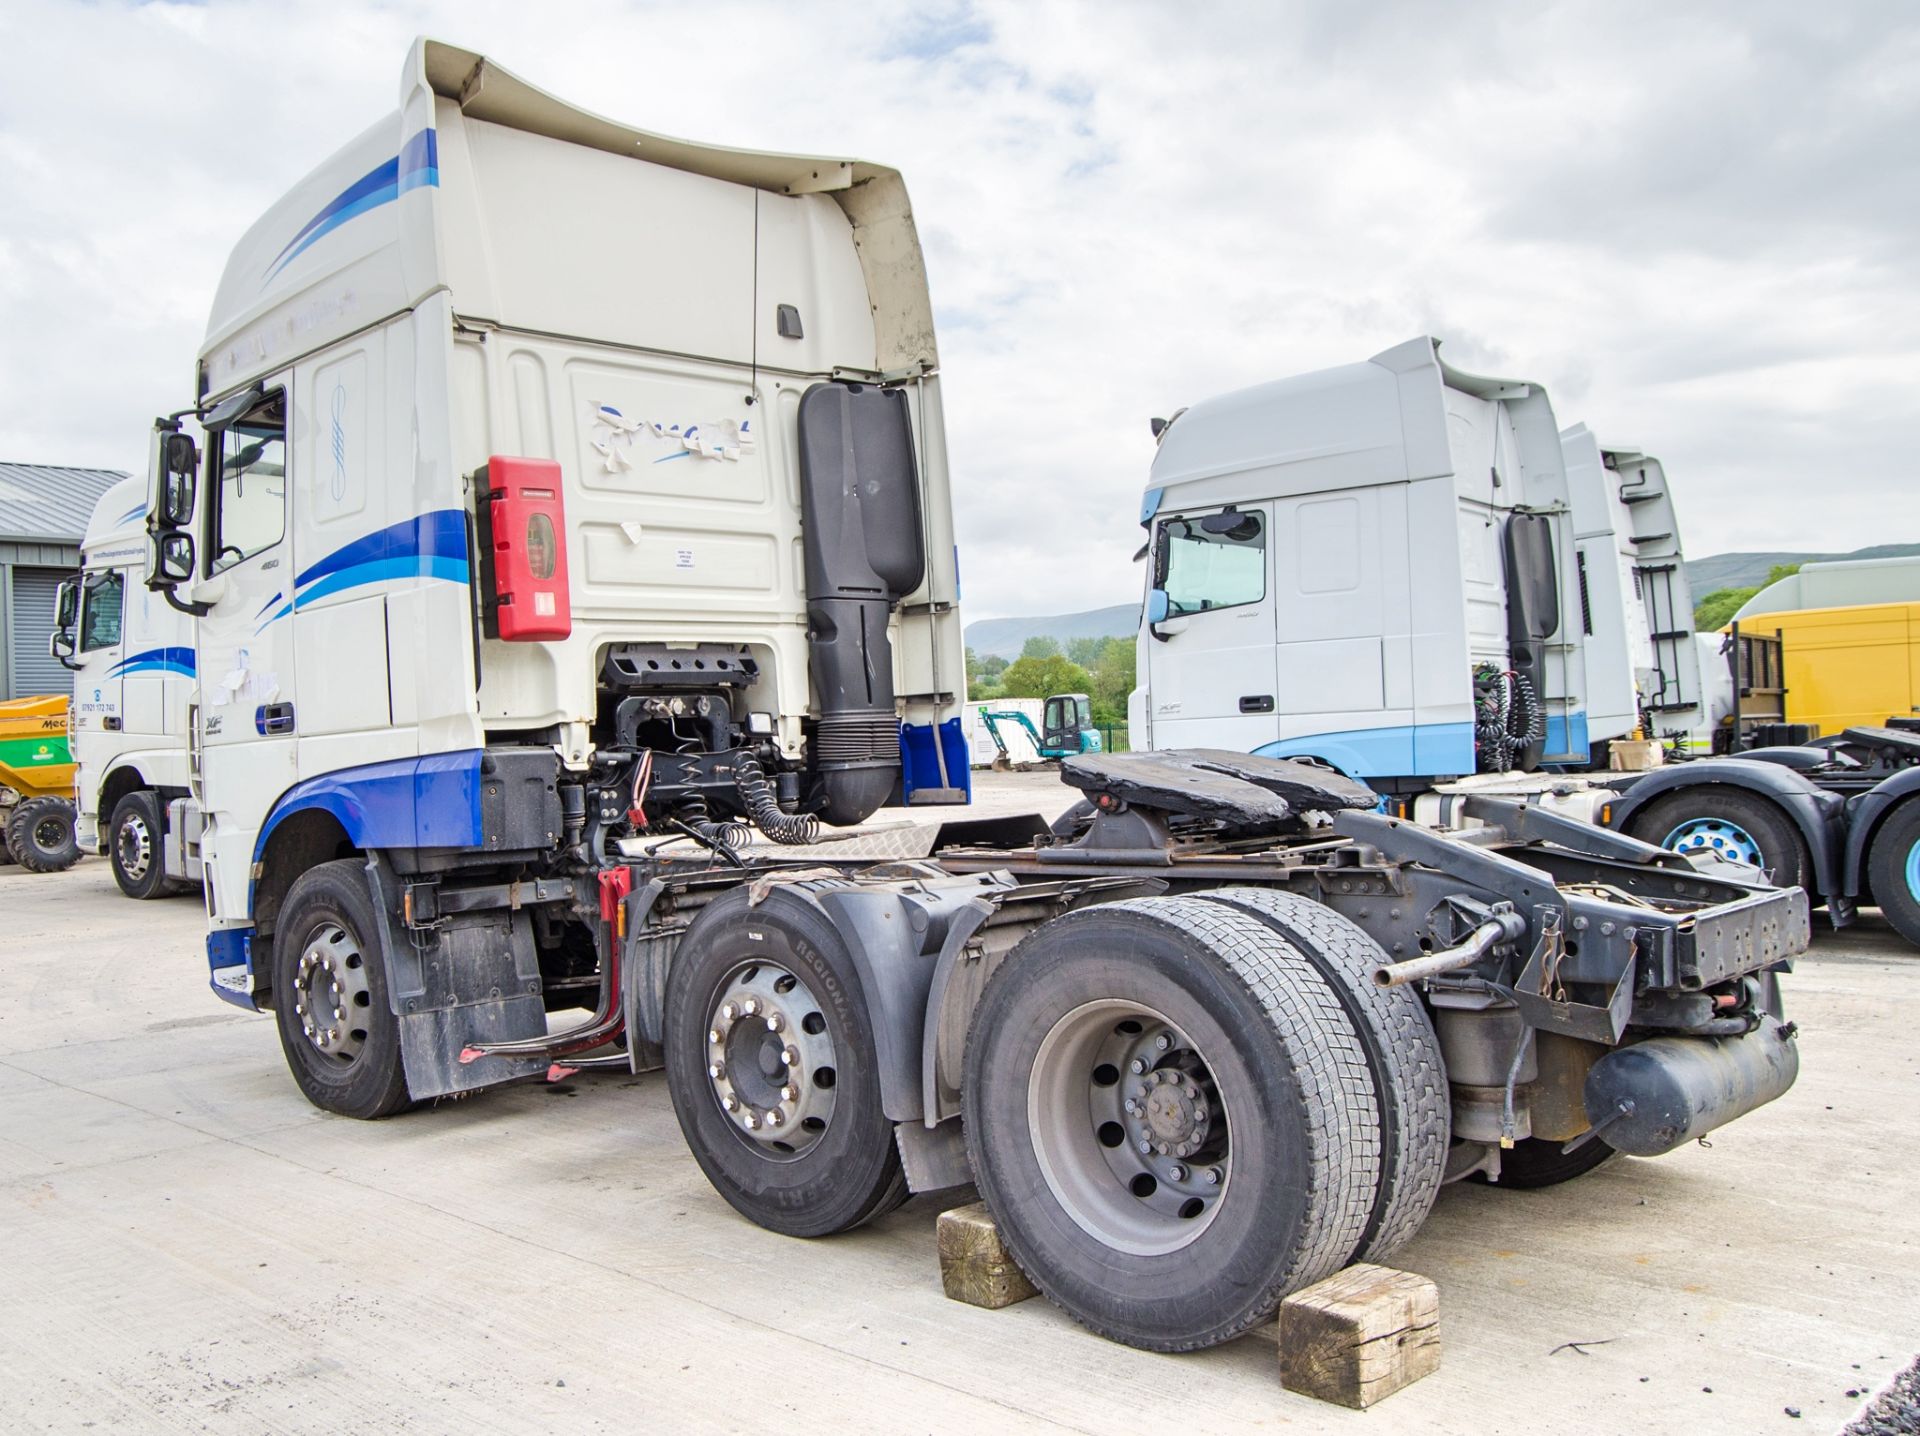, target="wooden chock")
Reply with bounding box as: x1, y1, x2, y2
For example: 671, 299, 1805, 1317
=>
936, 1202, 1037, 1310
1278, 1263, 1440, 1409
